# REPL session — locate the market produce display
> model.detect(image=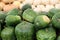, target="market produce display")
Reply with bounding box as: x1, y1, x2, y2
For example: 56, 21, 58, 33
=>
1, 0, 60, 40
